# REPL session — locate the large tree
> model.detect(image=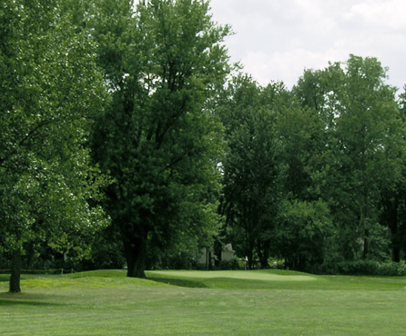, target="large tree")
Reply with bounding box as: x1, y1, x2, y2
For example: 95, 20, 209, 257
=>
0, 0, 108, 292
378, 87, 406, 262
329, 56, 403, 260
218, 75, 281, 269
90, 0, 231, 277
293, 55, 404, 262
274, 88, 333, 271
219, 74, 333, 271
